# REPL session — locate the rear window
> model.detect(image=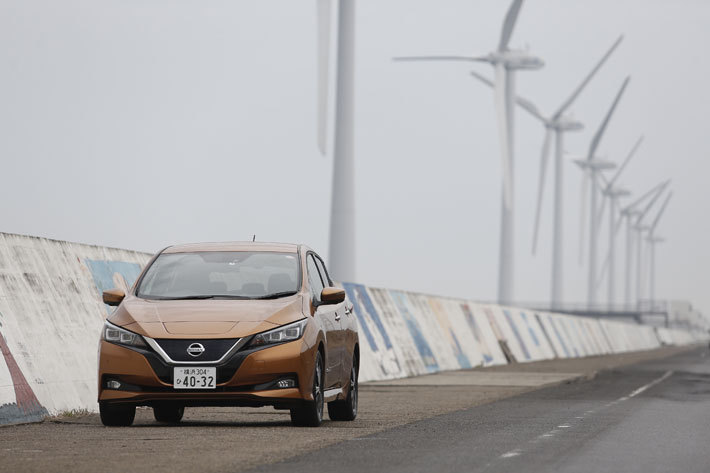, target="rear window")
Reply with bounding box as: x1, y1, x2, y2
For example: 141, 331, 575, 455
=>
136, 251, 300, 300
